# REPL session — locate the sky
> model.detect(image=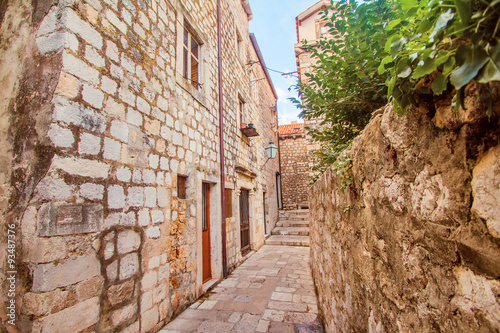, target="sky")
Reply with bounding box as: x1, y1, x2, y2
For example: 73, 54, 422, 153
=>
249, 0, 320, 125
